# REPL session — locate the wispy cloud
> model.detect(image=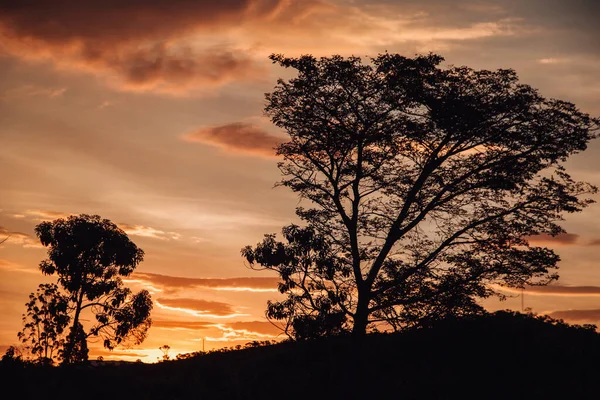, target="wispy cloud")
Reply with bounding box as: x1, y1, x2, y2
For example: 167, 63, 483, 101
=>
548, 309, 600, 322
496, 284, 600, 297
1, 85, 66, 100
183, 122, 283, 157
156, 298, 247, 318
152, 320, 213, 330
0, 259, 38, 274
204, 321, 279, 342
538, 58, 568, 65
526, 233, 579, 246
117, 223, 181, 241
0, 227, 42, 248
23, 209, 73, 221
129, 272, 279, 294
151, 319, 280, 337
92, 349, 149, 359
98, 100, 114, 109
